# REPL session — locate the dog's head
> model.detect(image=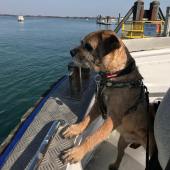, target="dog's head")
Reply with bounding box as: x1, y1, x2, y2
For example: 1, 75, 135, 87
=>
70, 30, 128, 73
